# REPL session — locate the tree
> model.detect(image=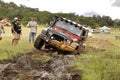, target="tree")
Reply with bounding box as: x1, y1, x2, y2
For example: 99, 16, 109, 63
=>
0, 0, 119, 28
